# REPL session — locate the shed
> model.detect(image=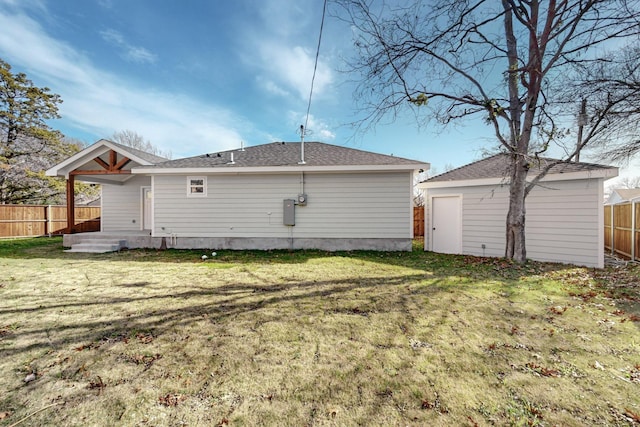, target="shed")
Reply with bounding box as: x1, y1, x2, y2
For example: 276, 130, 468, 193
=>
604, 188, 640, 205
419, 154, 618, 268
